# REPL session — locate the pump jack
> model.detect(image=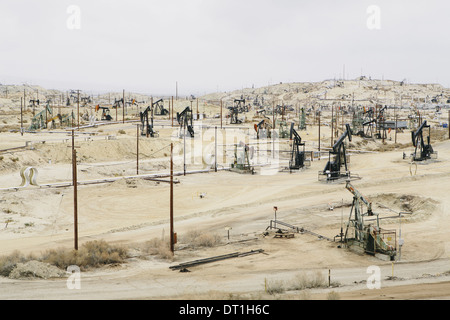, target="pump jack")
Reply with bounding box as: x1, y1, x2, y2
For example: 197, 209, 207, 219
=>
230, 141, 255, 174
411, 120, 436, 161
254, 118, 272, 139
153, 99, 169, 116
289, 123, 306, 170
95, 105, 112, 121
140, 105, 158, 137
234, 98, 248, 113
342, 181, 397, 260
228, 105, 242, 124
177, 106, 194, 138
375, 105, 387, 140
322, 123, 353, 181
